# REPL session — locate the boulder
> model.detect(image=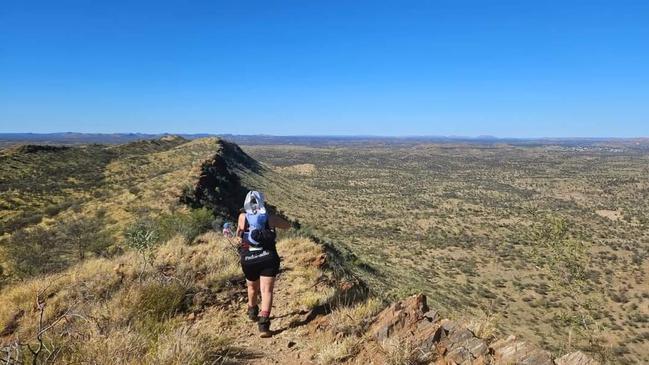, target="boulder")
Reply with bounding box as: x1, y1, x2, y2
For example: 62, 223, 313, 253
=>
555, 351, 600, 365
368, 295, 494, 364
423, 309, 440, 323
490, 335, 553, 365
432, 320, 489, 365
370, 293, 429, 341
